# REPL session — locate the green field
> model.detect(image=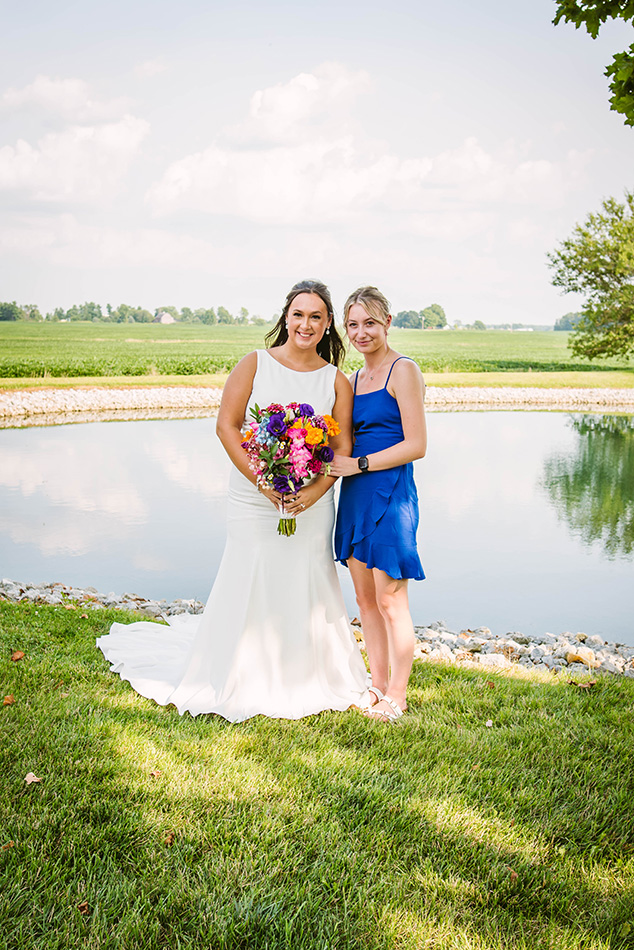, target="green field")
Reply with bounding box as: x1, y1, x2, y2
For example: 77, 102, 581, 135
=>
1, 323, 632, 383
2, 600, 633, 950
